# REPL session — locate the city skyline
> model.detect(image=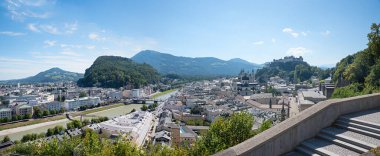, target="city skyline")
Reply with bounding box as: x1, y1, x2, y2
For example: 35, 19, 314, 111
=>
1, 0, 380, 80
